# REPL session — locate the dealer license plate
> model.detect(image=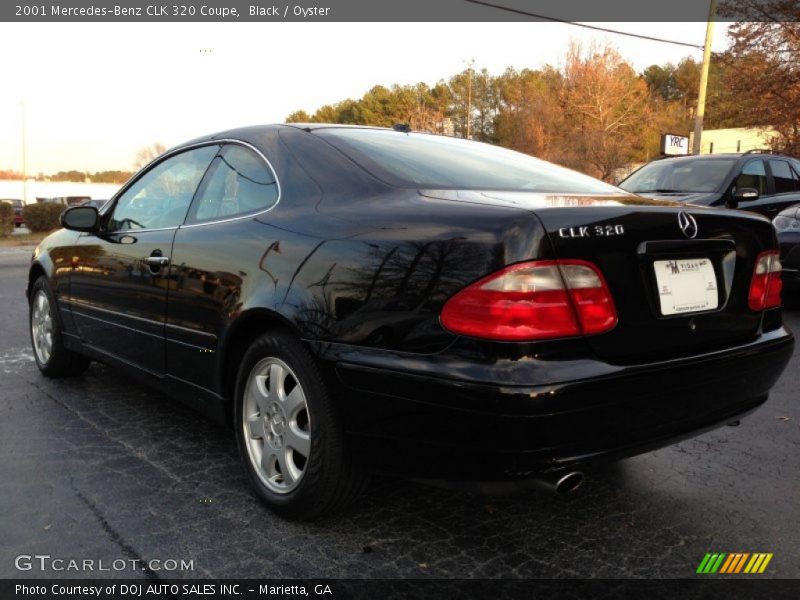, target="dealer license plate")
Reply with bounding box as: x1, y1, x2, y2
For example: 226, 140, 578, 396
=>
653, 258, 718, 316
